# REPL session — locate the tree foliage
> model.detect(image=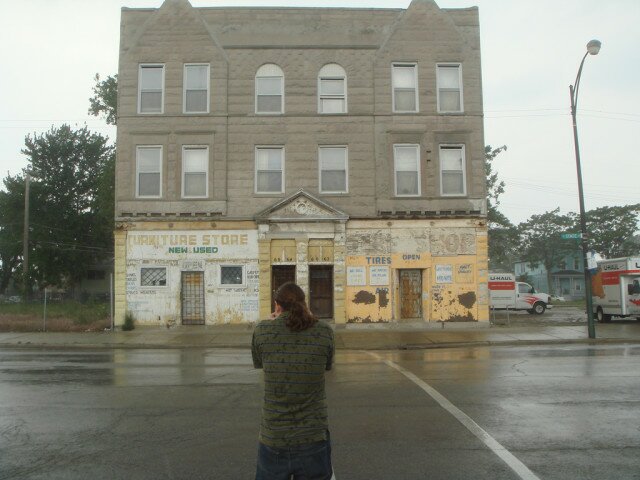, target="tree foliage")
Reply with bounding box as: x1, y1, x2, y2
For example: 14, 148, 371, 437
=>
88, 73, 118, 125
518, 208, 576, 288
578, 204, 640, 258
0, 174, 26, 294
21, 124, 114, 288
485, 145, 519, 271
